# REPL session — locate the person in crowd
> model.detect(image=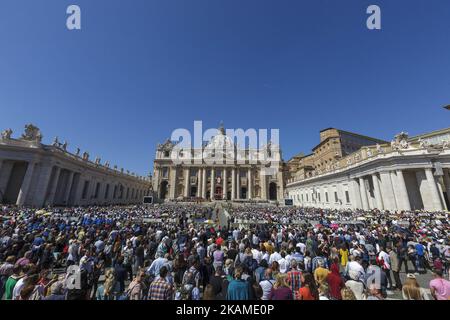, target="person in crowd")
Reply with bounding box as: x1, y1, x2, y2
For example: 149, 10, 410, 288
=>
42, 280, 66, 300
4, 264, 22, 300
297, 273, 318, 300
254, 259, 268, 283
314, 259, 329, 285
0, 203, 448, 302
0, 256, 15, 298
209, 266, 228, 299
366, 283, 384, 300
339, 244, 349, 267
127, 269, 146, 300
203, 284, 215, 300
259, 268, 275, 300
345, 269, 365, 300
114, 257, 127, 294
365, 257, 387, 297
269, 273, 293, 300
402, 274, 429, 300
286, 259, 302, 299
226, 266, 249, 300
148, 266, 173, 300
318, 282, 330, 300
341, 287, 357, 300
388, 246, 402, 290
429, 268, 450, 300
327, 261, 344, 300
